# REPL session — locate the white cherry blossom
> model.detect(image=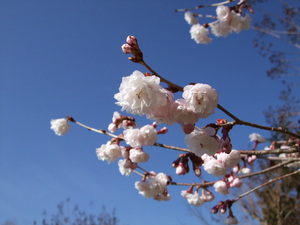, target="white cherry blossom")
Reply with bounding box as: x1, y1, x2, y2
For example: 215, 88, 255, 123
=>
114, 70, 168, 115
213, 181, 229, 195
190, 24, 212, 44
185, 127, 221, 157
123, 125, 157, 148
96, 142, 123, 163
184, 11, 198, 25
182, 83, 218, 118
50, 118, 70, 136
135, 172, 169, 199
249, 133, 266, 143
